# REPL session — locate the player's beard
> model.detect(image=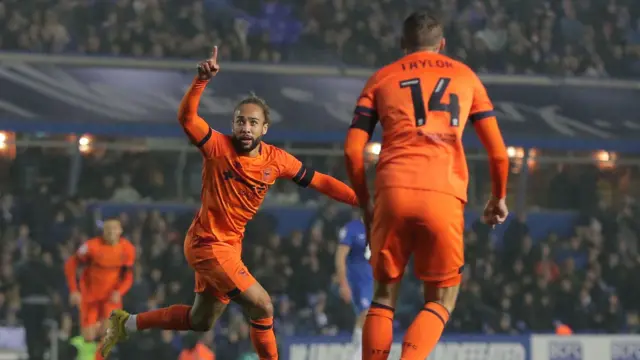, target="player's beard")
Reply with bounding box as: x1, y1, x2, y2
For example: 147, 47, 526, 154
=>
231, 135, 263, 154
